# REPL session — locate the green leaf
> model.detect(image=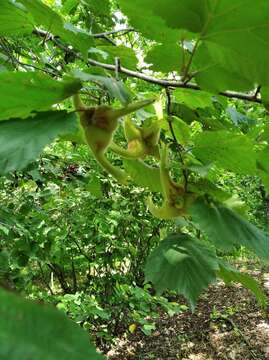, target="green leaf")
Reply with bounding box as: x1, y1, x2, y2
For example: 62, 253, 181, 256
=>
261, 86, 269, 107
19, 0, 59, 29
172, 117, 191, 145
141, 323, 156, 336
20, 0, 94, 57
0, 0, 33, 36
188, 179, 231, 202
145, 44, 183, 73
192, 130, 256, 175
86, 176, 103, 198
259, 123, 269, 143
118, 0, 181, 43
201, 1, 269, 88
257, 146, 269, 174
145, 233, 218, 309
190, 198, 269, 261
60, 120, 86, 145
142, 0, 207, 34
161, 116, 191, 145
119, 1, 269, 91
257, 146, 269, 193
97, 45, 138, 70
124, 159, 163, 193
194, 43, 254, 93
81, 0, 112, 26
170, 103, 199, 124
195, 1, 269, 91
155, 0, 269, 91
0, 111, 78, 174
259, 172, 269, 195
218, 261, 267, 308
0, 288, 103, 360
62, 0, 79, 14
0, 251, 9, 278
82, 0, 110, 12
0, 72, 81, 120
173, 89, 213, 110
198, 116, 229, 131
